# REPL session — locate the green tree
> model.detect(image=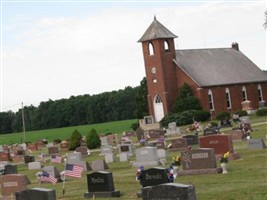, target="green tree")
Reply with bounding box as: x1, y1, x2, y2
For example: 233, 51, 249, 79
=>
69, 129, 82, 150
86, 128, 101, 149
135, 77, 149, 118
